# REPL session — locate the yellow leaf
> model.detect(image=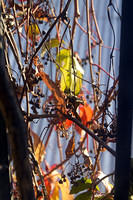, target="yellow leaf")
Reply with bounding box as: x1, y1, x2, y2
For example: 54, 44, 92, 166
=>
51, 182, 59, 200
27, 23, 40, 41
56, 49, 84, 95
41, 38, 64, 58
59, 178, 74, 200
